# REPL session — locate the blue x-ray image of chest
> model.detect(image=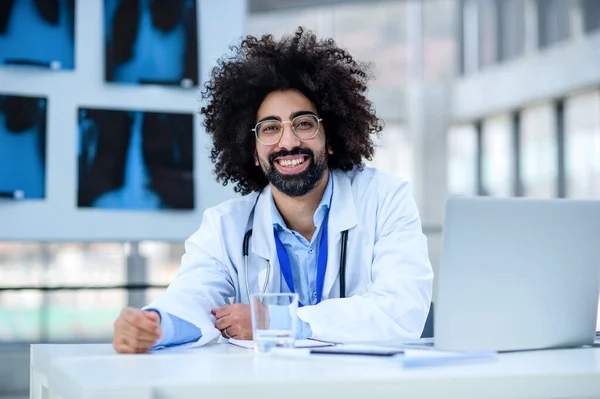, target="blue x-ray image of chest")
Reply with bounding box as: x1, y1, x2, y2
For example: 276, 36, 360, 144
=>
0, 0, 75, 69
0, 95, 47, 199
104, 0, 198, 86
77, 108, 194, 210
